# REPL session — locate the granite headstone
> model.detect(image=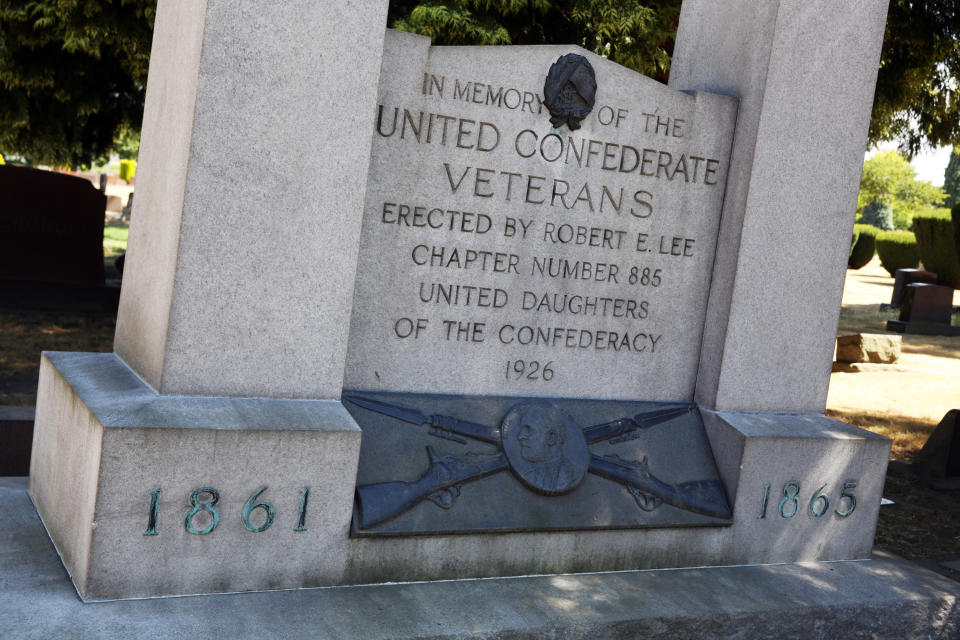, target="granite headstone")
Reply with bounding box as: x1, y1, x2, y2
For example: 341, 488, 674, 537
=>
0, 165, 105, 285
